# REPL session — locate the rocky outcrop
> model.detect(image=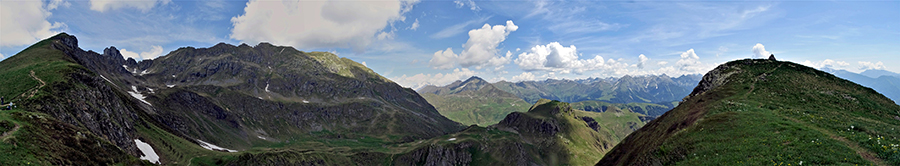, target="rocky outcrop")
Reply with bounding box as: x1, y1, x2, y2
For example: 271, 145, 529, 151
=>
682, 62, 740, 102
